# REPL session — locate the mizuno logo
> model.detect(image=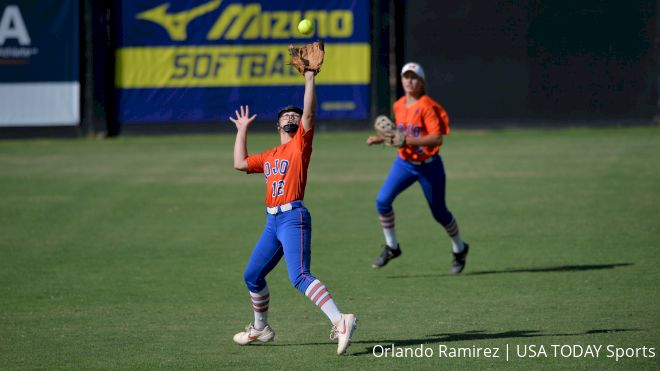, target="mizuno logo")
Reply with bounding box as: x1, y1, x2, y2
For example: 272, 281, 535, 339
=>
135, 1, 354, 41
136, 0, 222, 41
